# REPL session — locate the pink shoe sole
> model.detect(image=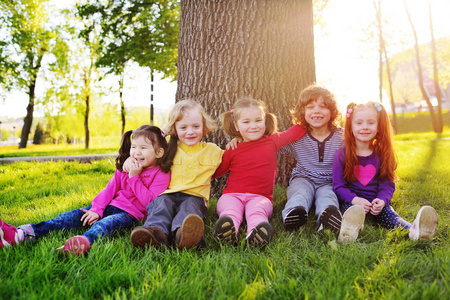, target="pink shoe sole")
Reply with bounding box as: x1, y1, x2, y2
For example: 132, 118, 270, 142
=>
56, 235, 90, 257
